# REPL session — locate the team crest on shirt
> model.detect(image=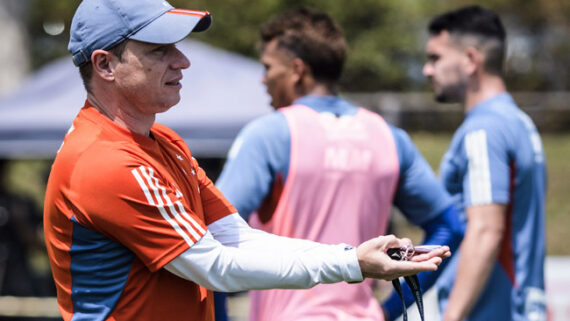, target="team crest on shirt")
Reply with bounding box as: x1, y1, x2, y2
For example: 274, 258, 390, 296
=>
174, 154, 194, 176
